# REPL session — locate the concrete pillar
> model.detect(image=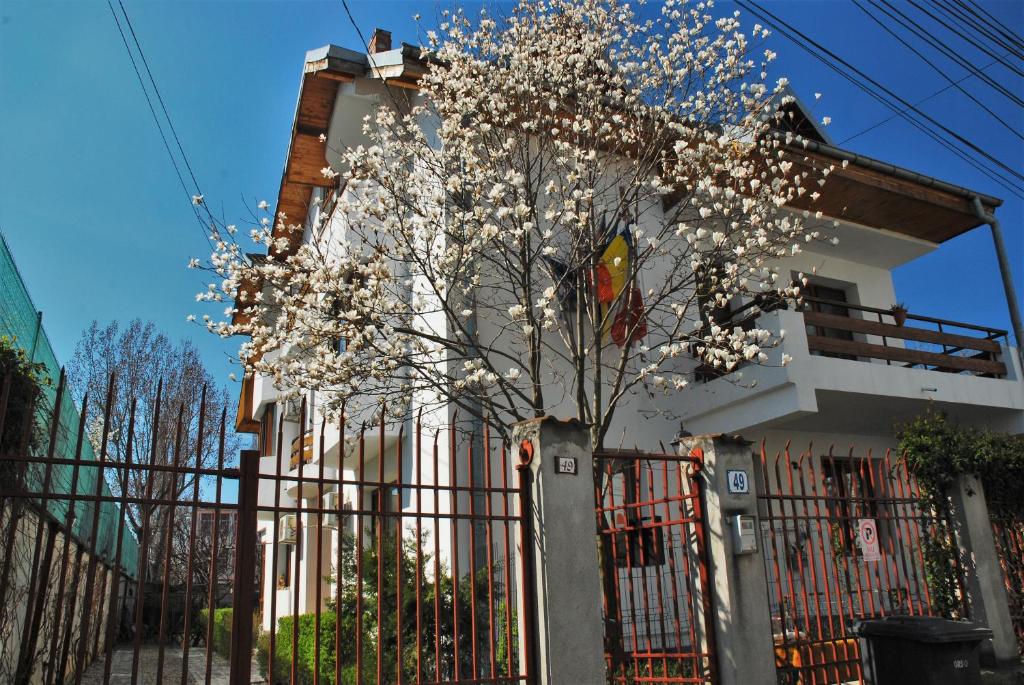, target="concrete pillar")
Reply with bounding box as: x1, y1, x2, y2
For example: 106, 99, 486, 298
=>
676, 434, 777, 685
511, 417, 606, 685
948, 474, 1018, 665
